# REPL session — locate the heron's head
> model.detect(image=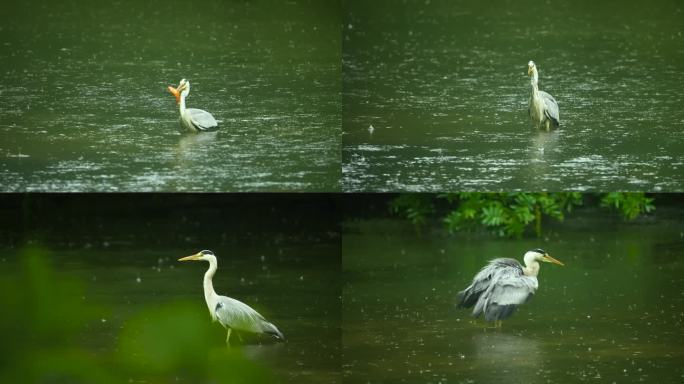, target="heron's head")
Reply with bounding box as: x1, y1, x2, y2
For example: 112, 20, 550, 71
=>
178, 249, 215, 262
167, 78, 190, 104
525, 248, 564, 266
527, 61, 537, 76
